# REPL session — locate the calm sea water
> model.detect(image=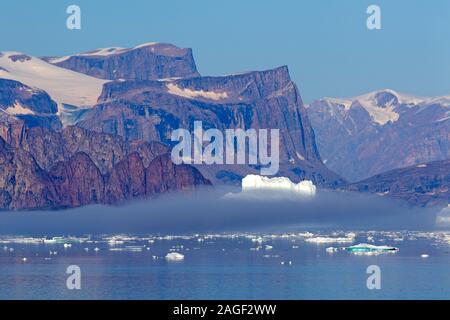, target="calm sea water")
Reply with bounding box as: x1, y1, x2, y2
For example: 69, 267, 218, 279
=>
0, 230, 449, 300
